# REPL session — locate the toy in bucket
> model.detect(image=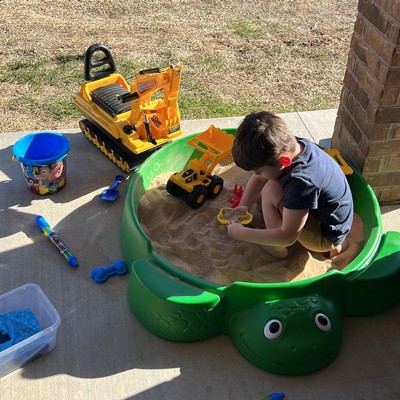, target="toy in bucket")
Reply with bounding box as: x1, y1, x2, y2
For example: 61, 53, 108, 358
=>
13, 131, 70, 195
